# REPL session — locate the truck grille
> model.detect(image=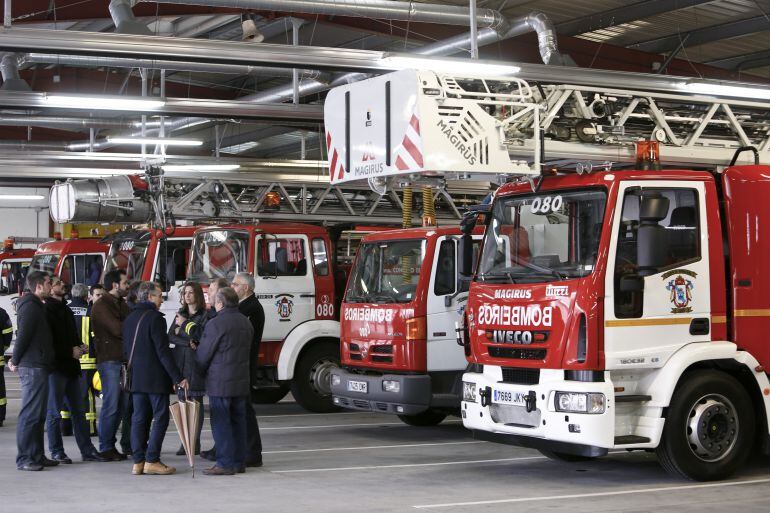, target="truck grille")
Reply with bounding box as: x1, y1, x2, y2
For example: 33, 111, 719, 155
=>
501, 367, 540, 385
371, 345, 393, 354
346, 342, 393, 363
489, 347, 546, 360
